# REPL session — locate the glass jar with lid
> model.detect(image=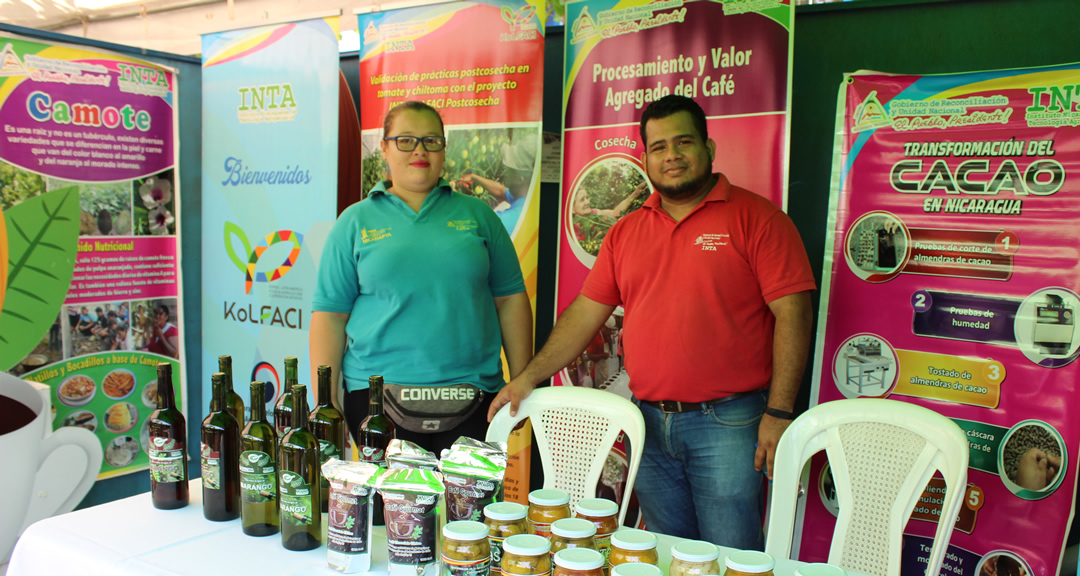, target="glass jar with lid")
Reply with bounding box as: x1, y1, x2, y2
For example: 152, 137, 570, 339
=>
553, 548, 605, 576
668, 540, 721, 576
793, 563, 845, 576
485, 502, 531, 575
528, 489, 572, 538
442, 520, 492, 576
574, 498, 619, 570
550, 518, 598, 558
723, 551, 775, 576
608, 529, 659, 567
610, 563, 663, 576
502, 534, 553, 576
